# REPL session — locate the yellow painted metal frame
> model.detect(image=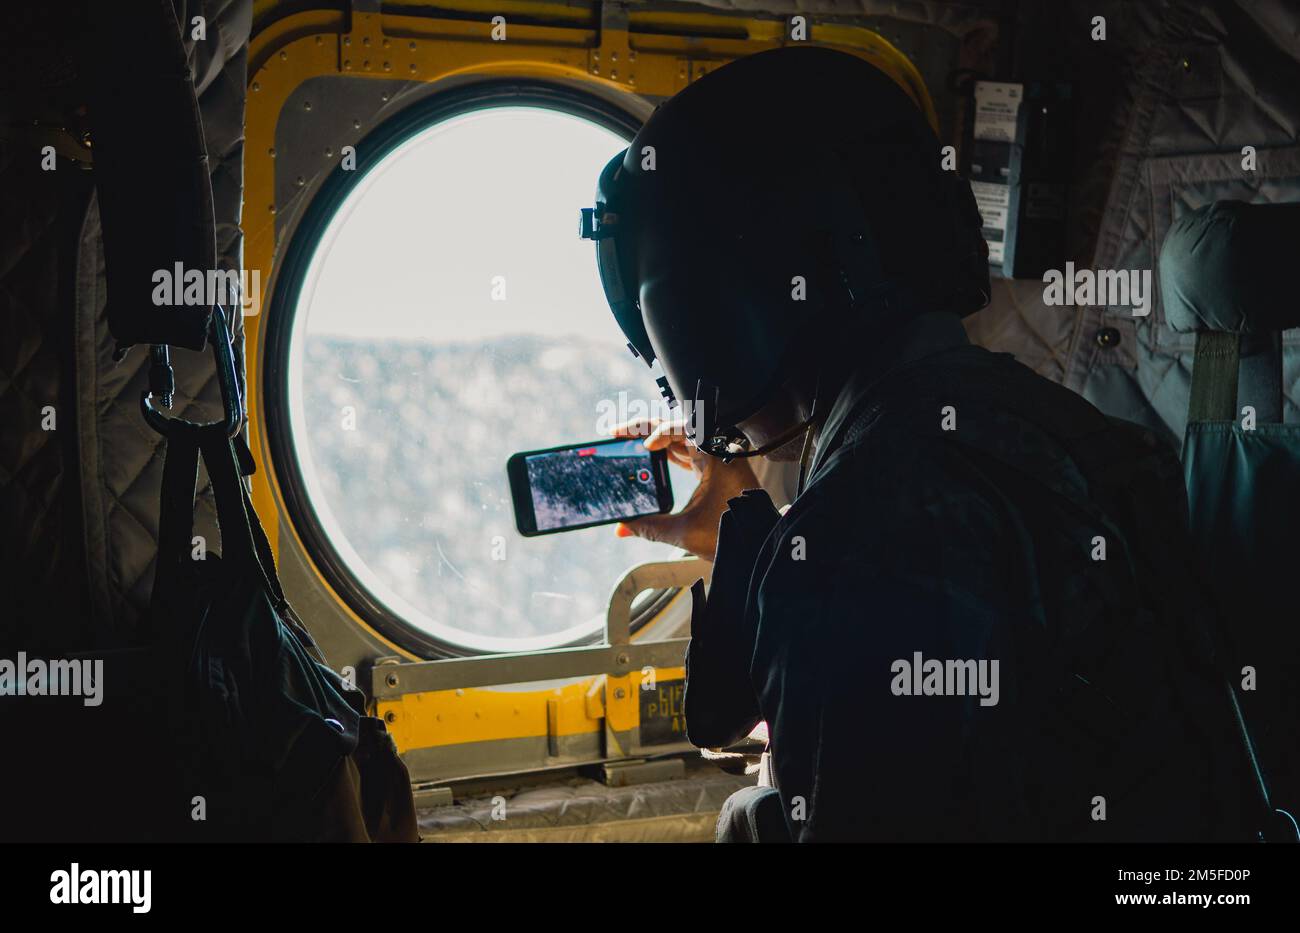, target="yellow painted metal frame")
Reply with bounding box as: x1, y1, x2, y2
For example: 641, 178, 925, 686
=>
243, 2, 932, 761
380, 665, 686, 750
